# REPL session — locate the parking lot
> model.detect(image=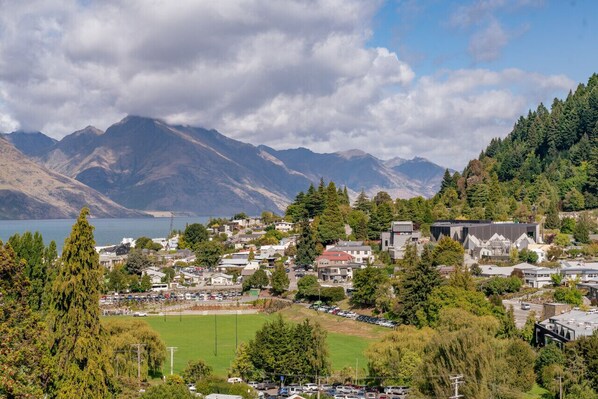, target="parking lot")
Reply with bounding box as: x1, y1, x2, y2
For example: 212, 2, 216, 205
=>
308, 304, 398, 328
